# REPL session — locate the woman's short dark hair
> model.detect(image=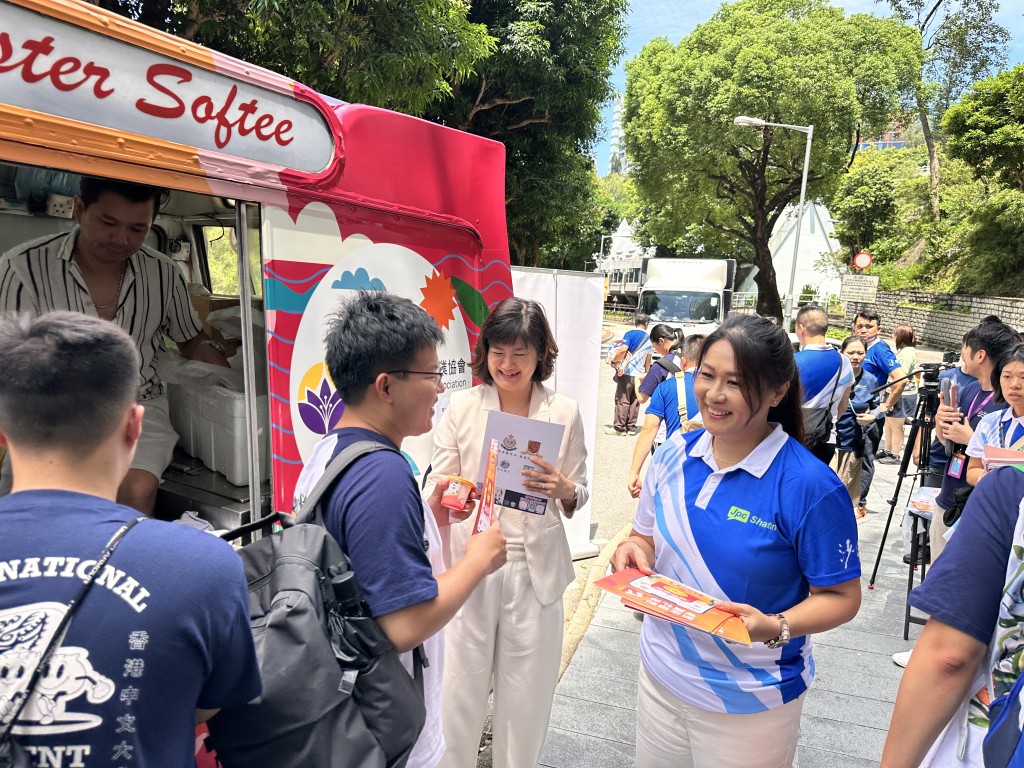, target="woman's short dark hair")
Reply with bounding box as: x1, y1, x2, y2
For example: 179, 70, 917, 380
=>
893, 323, 916, 350
992, 344, 1024, 404
471, 298, 558, 384
840, 335, 866, 353
649, 324, 678, 344
695, 315, 804, 441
